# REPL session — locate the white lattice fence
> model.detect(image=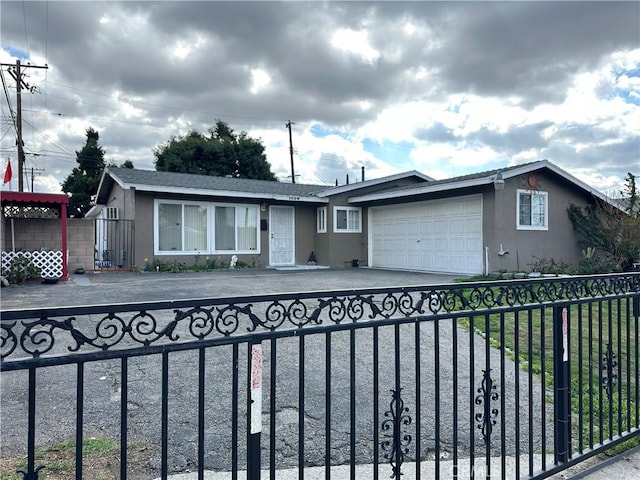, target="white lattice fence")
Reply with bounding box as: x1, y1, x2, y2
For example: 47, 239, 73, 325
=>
1, 251, 64, 278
